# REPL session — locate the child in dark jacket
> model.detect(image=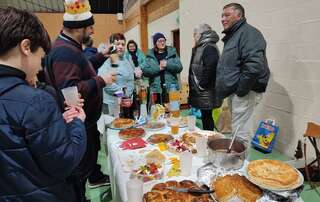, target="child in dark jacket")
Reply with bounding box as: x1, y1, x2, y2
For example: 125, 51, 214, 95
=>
0, 7, 87, 202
